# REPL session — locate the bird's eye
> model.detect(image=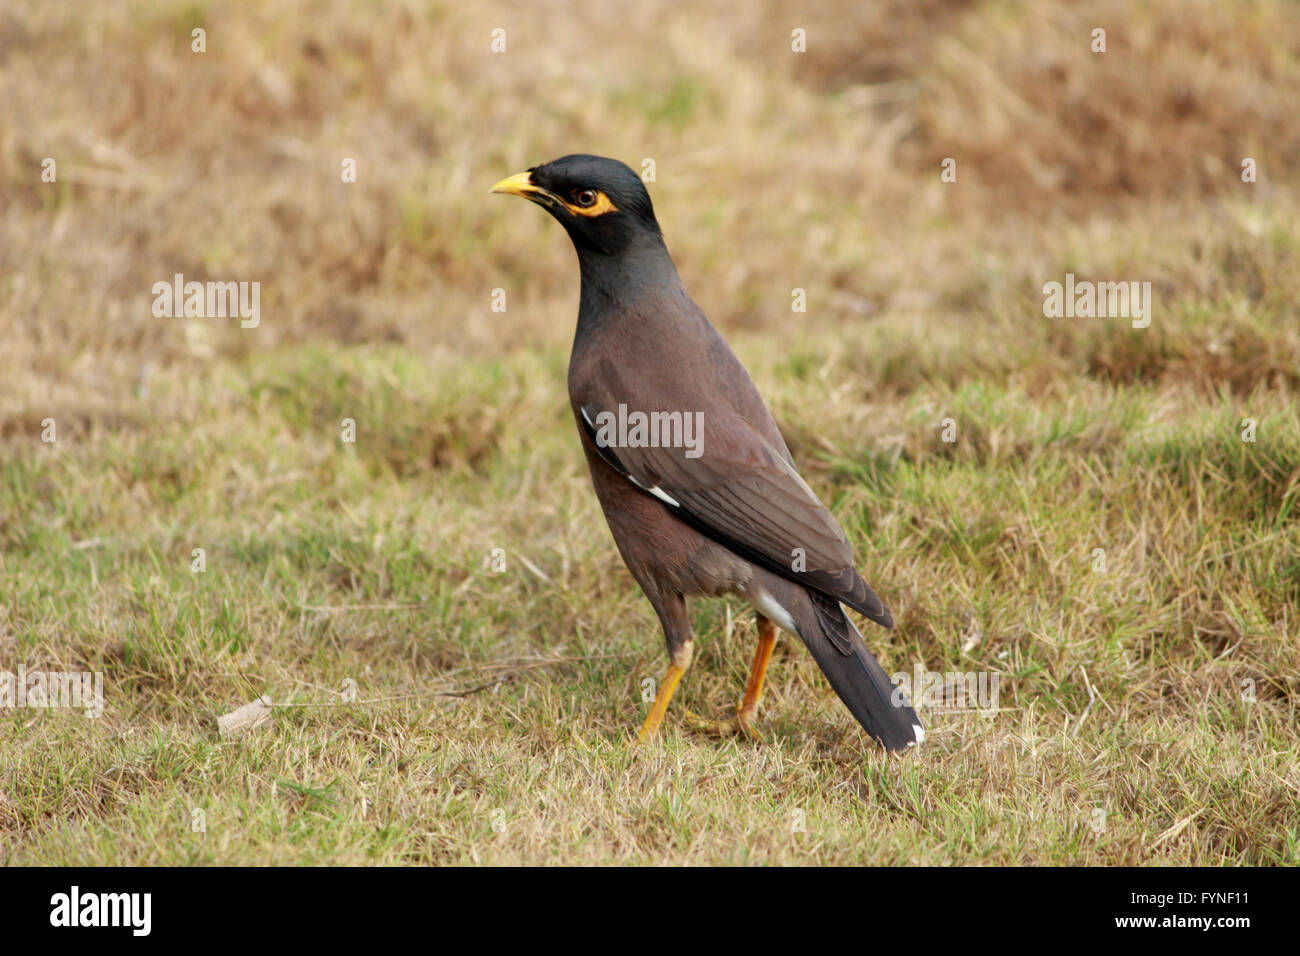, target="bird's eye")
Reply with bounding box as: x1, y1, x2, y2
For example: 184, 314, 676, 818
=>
572, 189, 598, 207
